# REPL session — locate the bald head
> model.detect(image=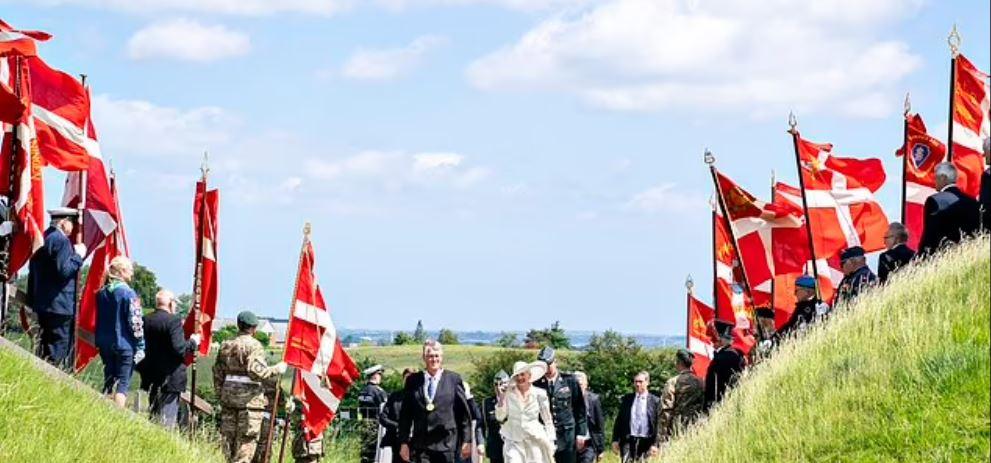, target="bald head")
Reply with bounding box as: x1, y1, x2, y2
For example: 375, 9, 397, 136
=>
156, 289, 177, 313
